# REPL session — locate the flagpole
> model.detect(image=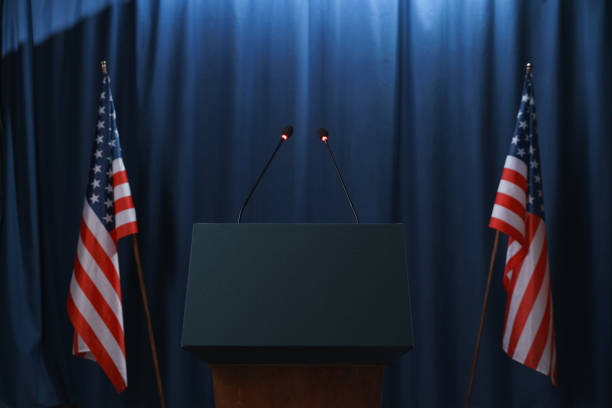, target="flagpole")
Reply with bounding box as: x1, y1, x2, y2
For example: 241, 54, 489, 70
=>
464, 62, 532, 408
132, 235, 166, 408
464, 230, 500, 408
100, 60, 166, 408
